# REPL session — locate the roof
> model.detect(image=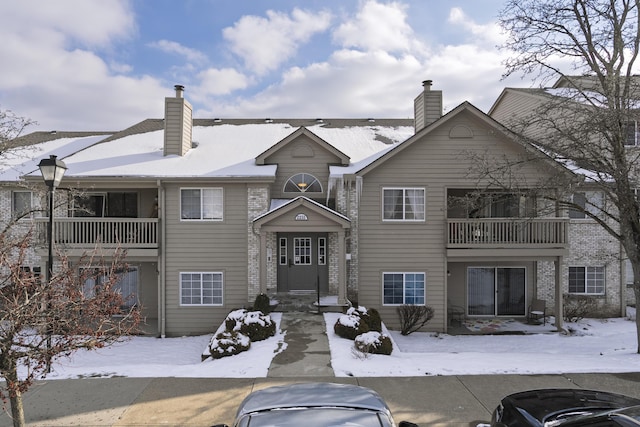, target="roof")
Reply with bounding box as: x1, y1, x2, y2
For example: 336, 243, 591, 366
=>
1, 132, 112, 182
352, 101, 542, 177
235, 383, 392, 417
23, 118, 414, 180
